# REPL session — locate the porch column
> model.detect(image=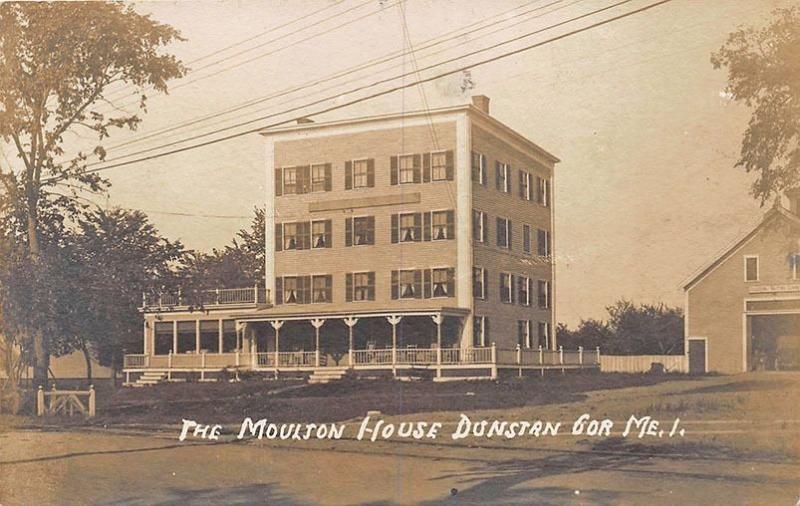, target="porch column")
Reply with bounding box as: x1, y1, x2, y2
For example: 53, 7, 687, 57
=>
270, 320, 284, 375
218, 319, 223, 354
143, 320, 149, 356
344, 317, 358, 368
311, 319, 325, 367
195, 320, 201, 353
431, 314, 443, 378
387, 315, 402, 377
172, 320, 177, 354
